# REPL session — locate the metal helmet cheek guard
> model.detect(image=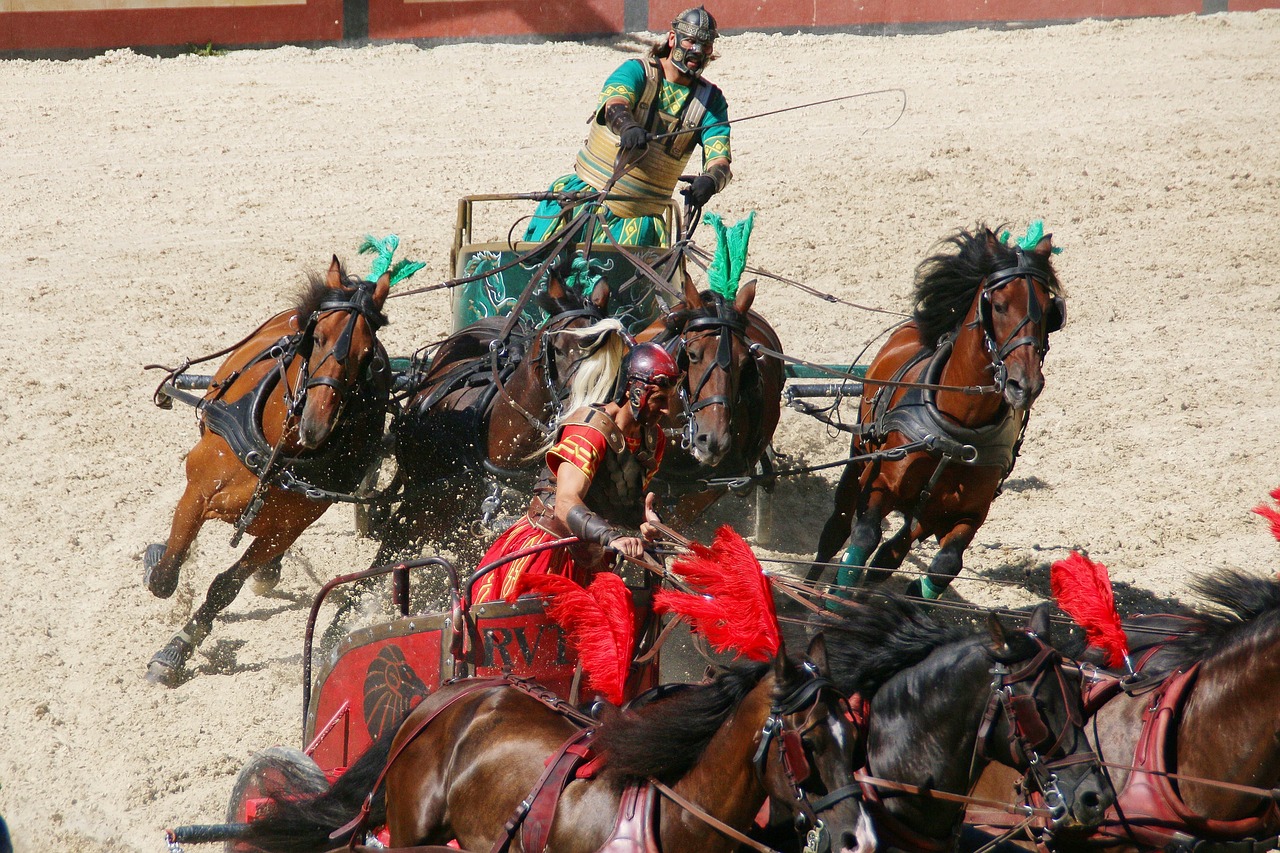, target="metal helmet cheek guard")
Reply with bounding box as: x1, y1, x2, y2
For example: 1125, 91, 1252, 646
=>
670, 6, 718, 77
